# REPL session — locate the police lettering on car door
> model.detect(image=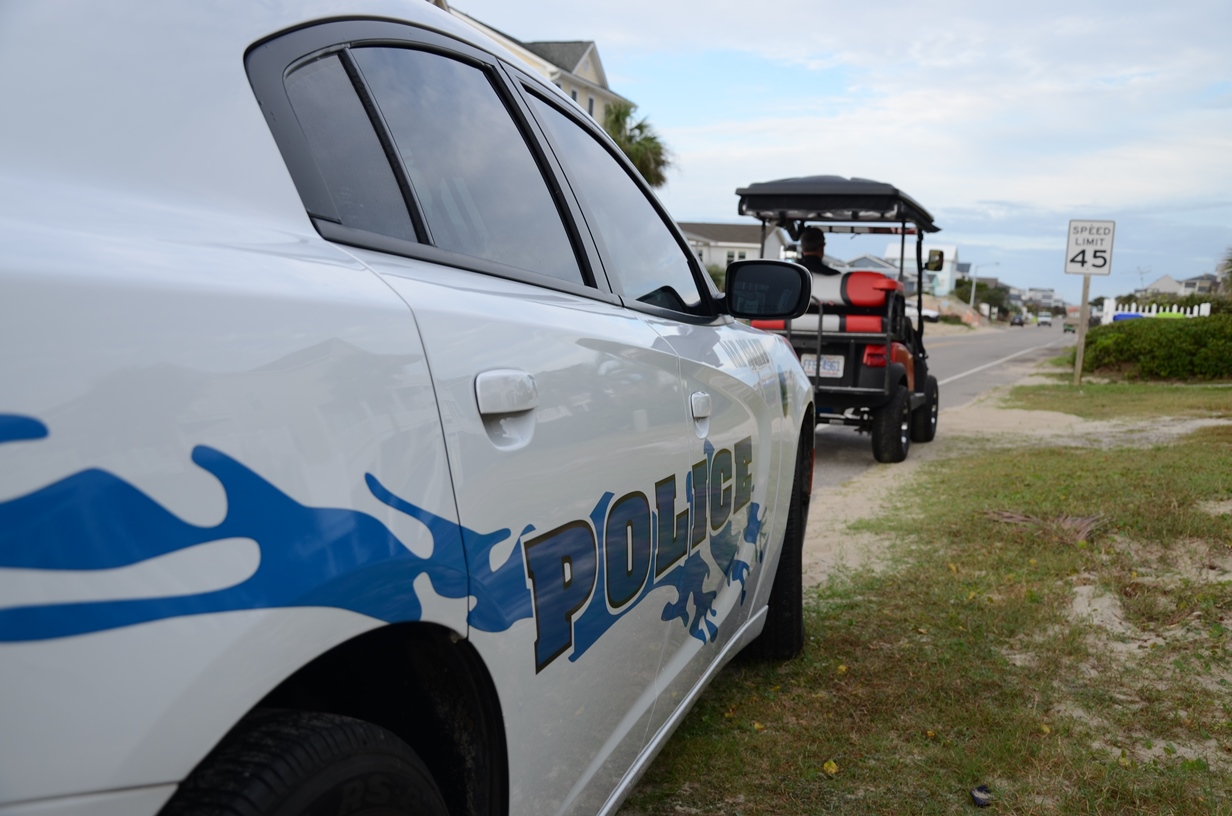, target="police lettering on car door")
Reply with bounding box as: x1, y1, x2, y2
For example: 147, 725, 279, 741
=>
523, 436, 761, 671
